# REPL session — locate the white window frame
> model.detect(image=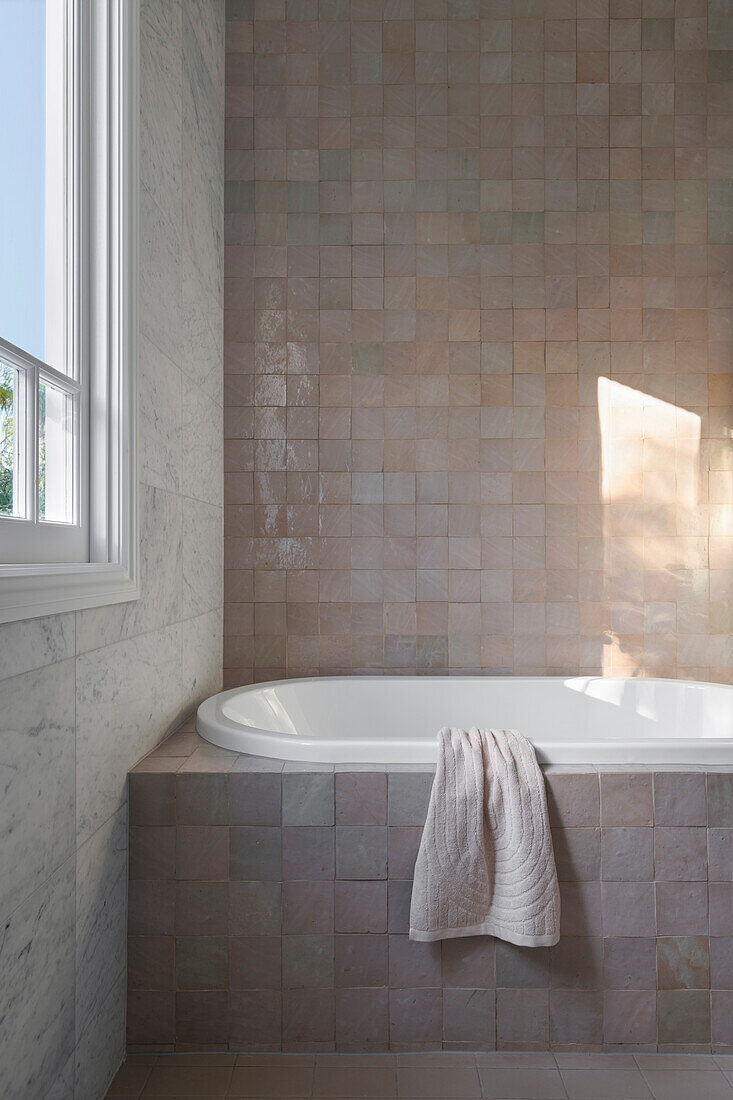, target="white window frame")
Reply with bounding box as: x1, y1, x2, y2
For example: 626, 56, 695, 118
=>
0, 0, 139, 624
